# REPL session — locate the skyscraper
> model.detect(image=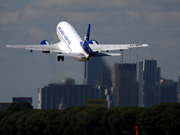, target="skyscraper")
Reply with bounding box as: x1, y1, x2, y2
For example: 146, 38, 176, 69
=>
38, 79, 99, 109
13, 97, 32, 105
160, 79, 177, 103
139, 60, 161, 107
0, 103, 11, 111
112, 63, 138, 107
178, 76, 180, 91
84, 58, 112, 88
178, 76, 180, 102
178, 76, 180, 93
